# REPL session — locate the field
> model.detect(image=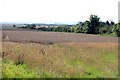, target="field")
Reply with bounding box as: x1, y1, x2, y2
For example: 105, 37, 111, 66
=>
2, 29, 118, 78
2, 30, 117, 43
